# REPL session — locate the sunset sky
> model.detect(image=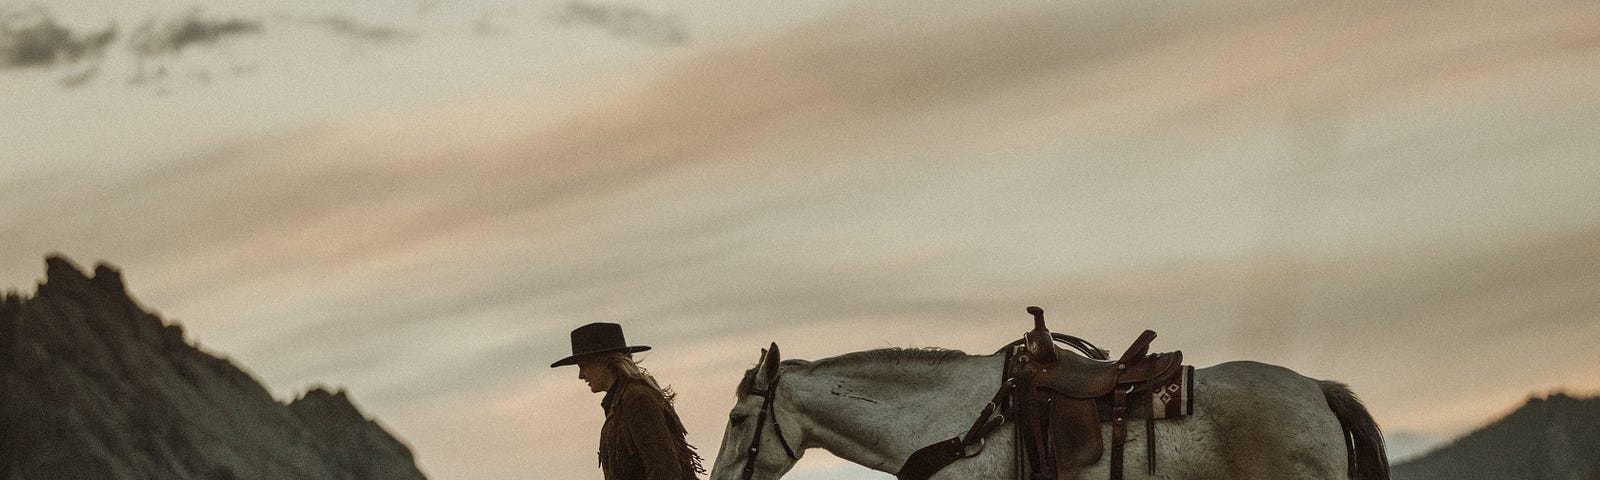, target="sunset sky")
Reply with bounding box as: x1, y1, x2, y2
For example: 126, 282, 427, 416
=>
4, 1, 1599, 479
